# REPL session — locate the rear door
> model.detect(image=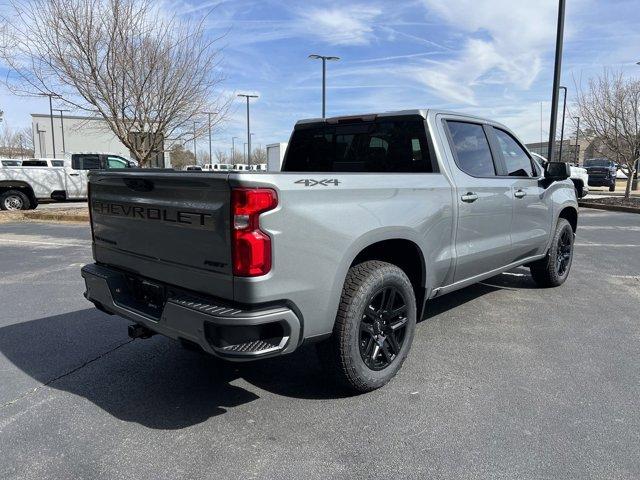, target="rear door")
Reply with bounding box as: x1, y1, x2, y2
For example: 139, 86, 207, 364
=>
89, 171, 233, 298
443, 119, 513, 282
489, 127, 552, 261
